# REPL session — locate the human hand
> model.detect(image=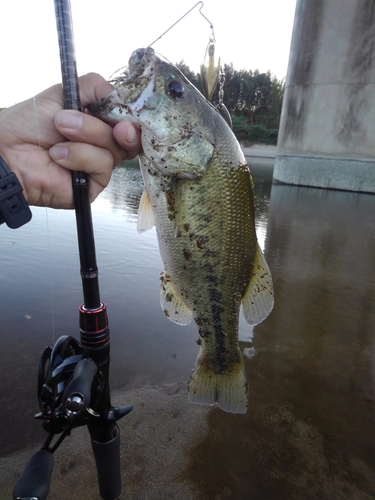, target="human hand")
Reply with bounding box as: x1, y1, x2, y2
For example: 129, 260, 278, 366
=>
0, 73, 141, 208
